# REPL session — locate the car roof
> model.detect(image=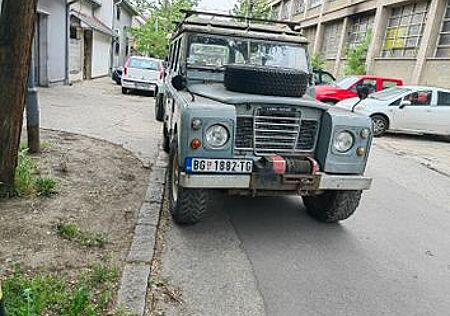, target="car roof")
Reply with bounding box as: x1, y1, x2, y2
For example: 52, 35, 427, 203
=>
344, 75, 403, 81
129, 56, 161, 62
172, 11, 308, 45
